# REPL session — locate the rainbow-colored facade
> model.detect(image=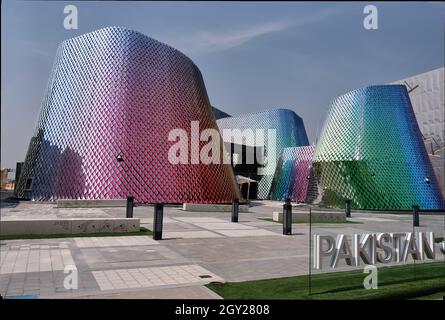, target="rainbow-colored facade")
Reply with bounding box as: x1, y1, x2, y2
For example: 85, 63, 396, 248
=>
312, 85, 445, 210
14, 28, 444, 210
269, 146, 315, 202
16, 27, 240, 203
